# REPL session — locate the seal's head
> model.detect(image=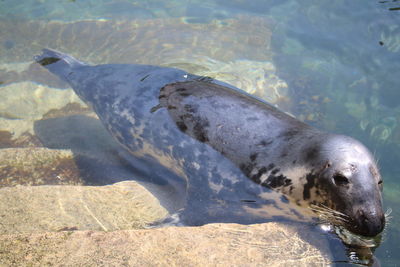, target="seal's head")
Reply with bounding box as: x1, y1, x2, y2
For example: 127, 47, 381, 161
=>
308, 134, 385, 237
